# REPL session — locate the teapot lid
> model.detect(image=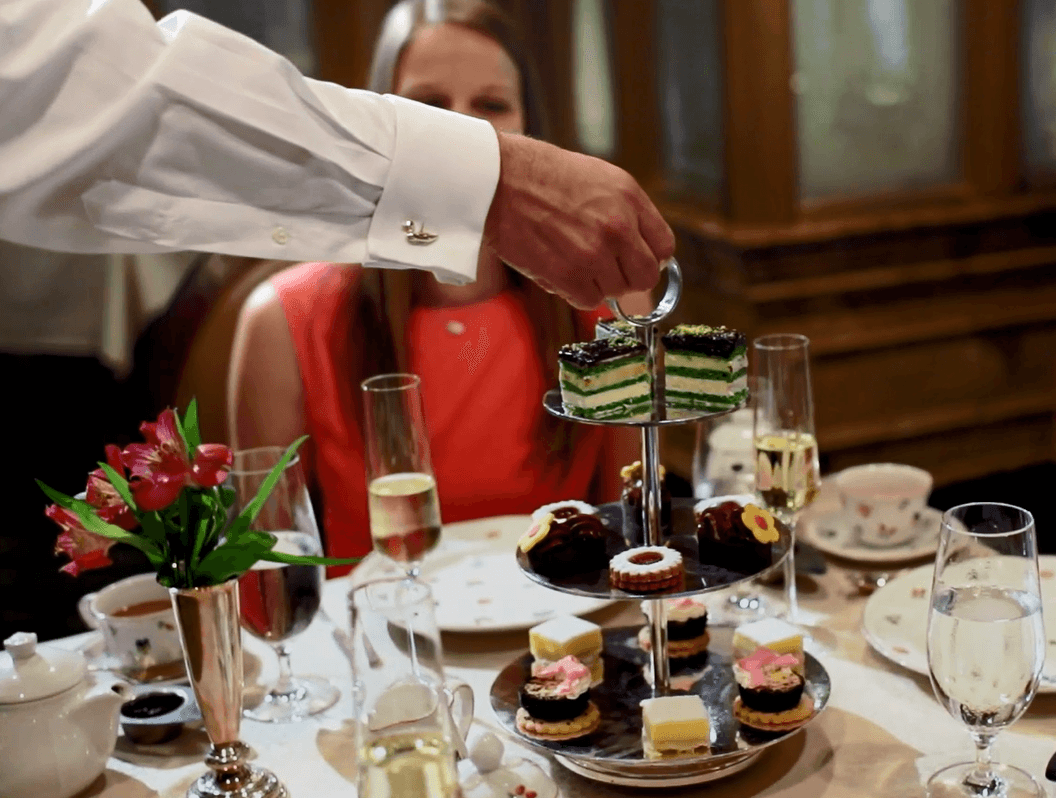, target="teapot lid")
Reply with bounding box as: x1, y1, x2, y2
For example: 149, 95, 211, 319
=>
0, 632, 86, 703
